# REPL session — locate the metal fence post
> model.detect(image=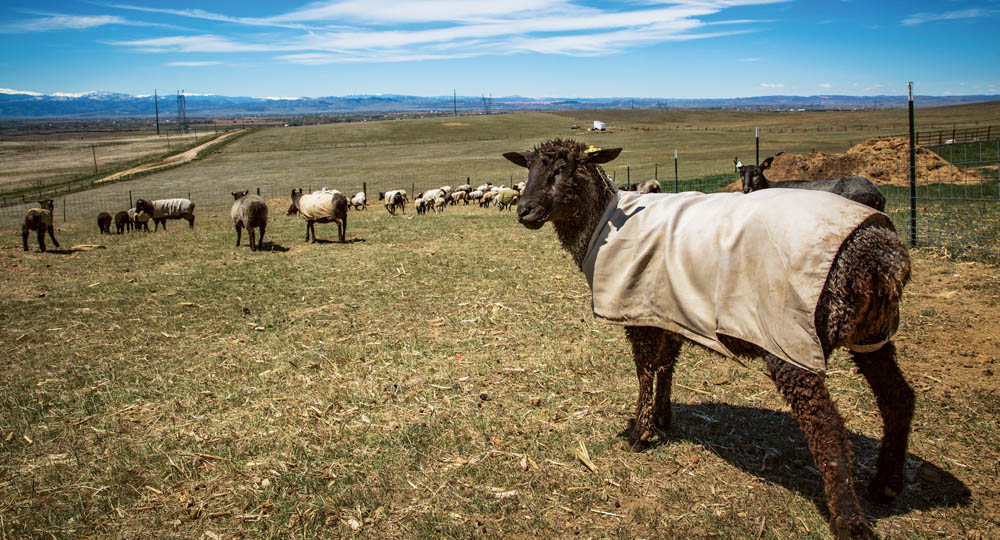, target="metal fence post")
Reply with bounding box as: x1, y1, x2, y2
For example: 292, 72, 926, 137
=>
673, 150, 678, 193
908, 82, 918, 248
755, 127, 760, 165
